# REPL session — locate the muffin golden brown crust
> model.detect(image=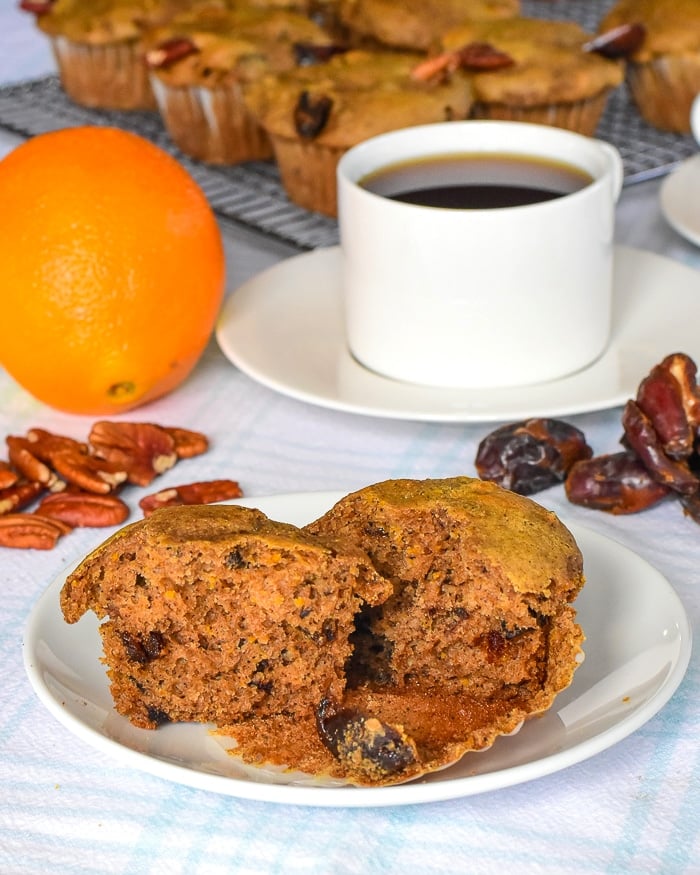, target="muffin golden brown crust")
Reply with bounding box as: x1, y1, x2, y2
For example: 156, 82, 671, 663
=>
440, 17, 624, 134
337, 0, 520, 52
146, 6, 336, 162
33, 0, 190, 109
243, 49, 473, 214
599, 0, 700, 131
60, 504, 391, 731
